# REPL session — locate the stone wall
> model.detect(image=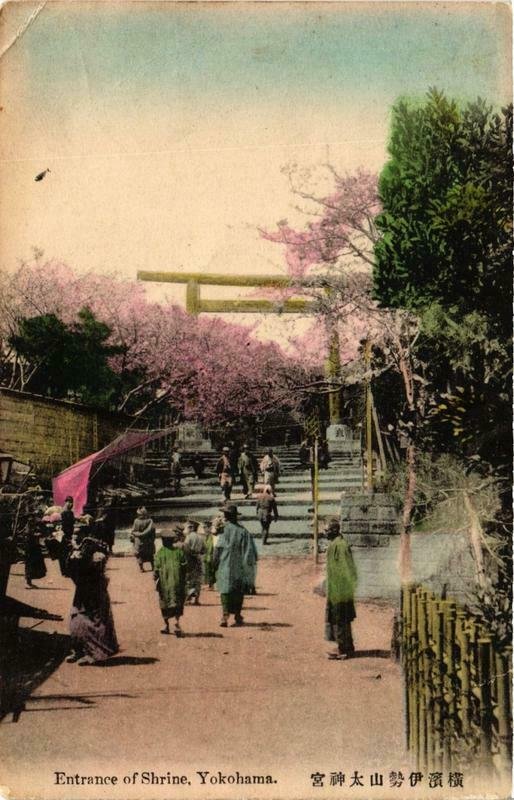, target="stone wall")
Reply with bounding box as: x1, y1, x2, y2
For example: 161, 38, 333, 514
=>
0, 389, 129, 483
341, 491, 400, 538
352, 530, 478, 603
